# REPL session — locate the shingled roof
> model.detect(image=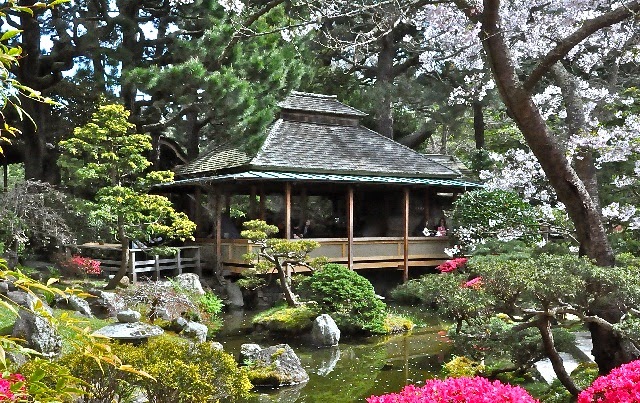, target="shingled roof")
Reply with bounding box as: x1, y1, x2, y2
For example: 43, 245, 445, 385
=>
175, 92, 461, 179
